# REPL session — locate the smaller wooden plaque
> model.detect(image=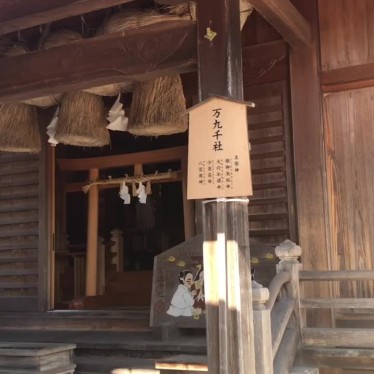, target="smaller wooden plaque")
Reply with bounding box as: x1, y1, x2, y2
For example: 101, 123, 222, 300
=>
187, 96, 254, 200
